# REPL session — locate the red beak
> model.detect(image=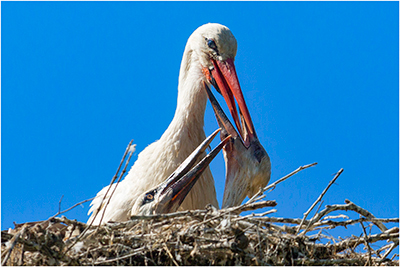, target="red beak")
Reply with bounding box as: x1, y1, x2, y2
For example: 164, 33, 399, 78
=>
202, 57, 271, 208
205, 58, 257, 147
